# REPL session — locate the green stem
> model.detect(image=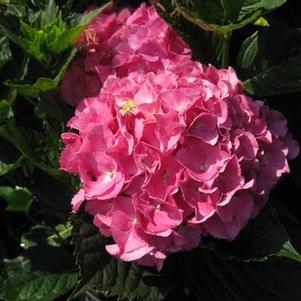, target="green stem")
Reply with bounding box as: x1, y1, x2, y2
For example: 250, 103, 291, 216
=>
221, 33, 231, 68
